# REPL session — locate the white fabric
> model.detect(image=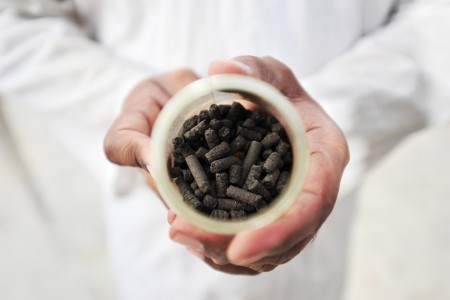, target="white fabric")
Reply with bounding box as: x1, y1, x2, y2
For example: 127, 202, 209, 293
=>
1, 0, 449, 299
